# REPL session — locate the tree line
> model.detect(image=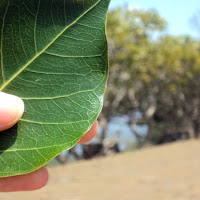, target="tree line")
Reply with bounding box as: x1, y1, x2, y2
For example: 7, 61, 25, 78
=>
99, 7, 200, 146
